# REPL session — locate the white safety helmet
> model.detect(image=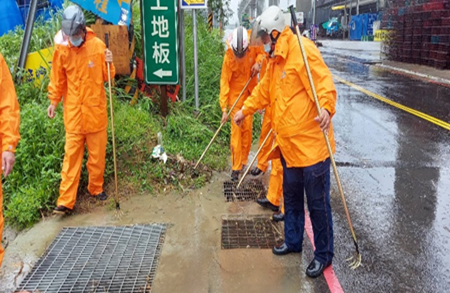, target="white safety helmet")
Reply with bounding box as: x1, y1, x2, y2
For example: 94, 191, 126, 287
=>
250, 6, 285, 45
231, 26, 249, 58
